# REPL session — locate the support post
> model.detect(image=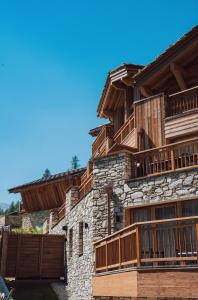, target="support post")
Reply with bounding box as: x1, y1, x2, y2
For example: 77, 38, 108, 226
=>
136, 225, 141, 267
